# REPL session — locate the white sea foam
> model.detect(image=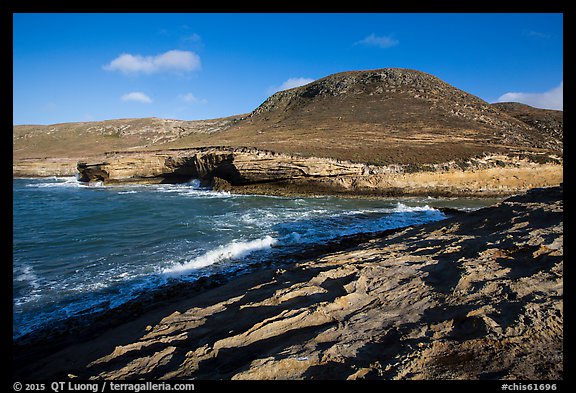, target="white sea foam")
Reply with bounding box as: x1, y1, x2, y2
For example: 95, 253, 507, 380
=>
163, 236, 278, 276
241, 211, 281, 225
179, 189, 232, 198
153, 183, 232, 199
241, 213, 260, 225
14, 265, 40, 288
286, 232, 302, 242
26, 176, 82, 188
13, 265, 42, 306
24, 176, 110, 189
15, 176, 473, 340
391, 202, 437, 213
